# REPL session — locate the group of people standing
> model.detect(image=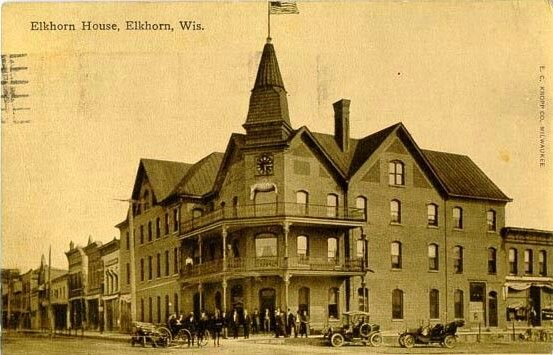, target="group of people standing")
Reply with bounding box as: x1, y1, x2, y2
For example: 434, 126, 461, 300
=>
167, 307, 310, 346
